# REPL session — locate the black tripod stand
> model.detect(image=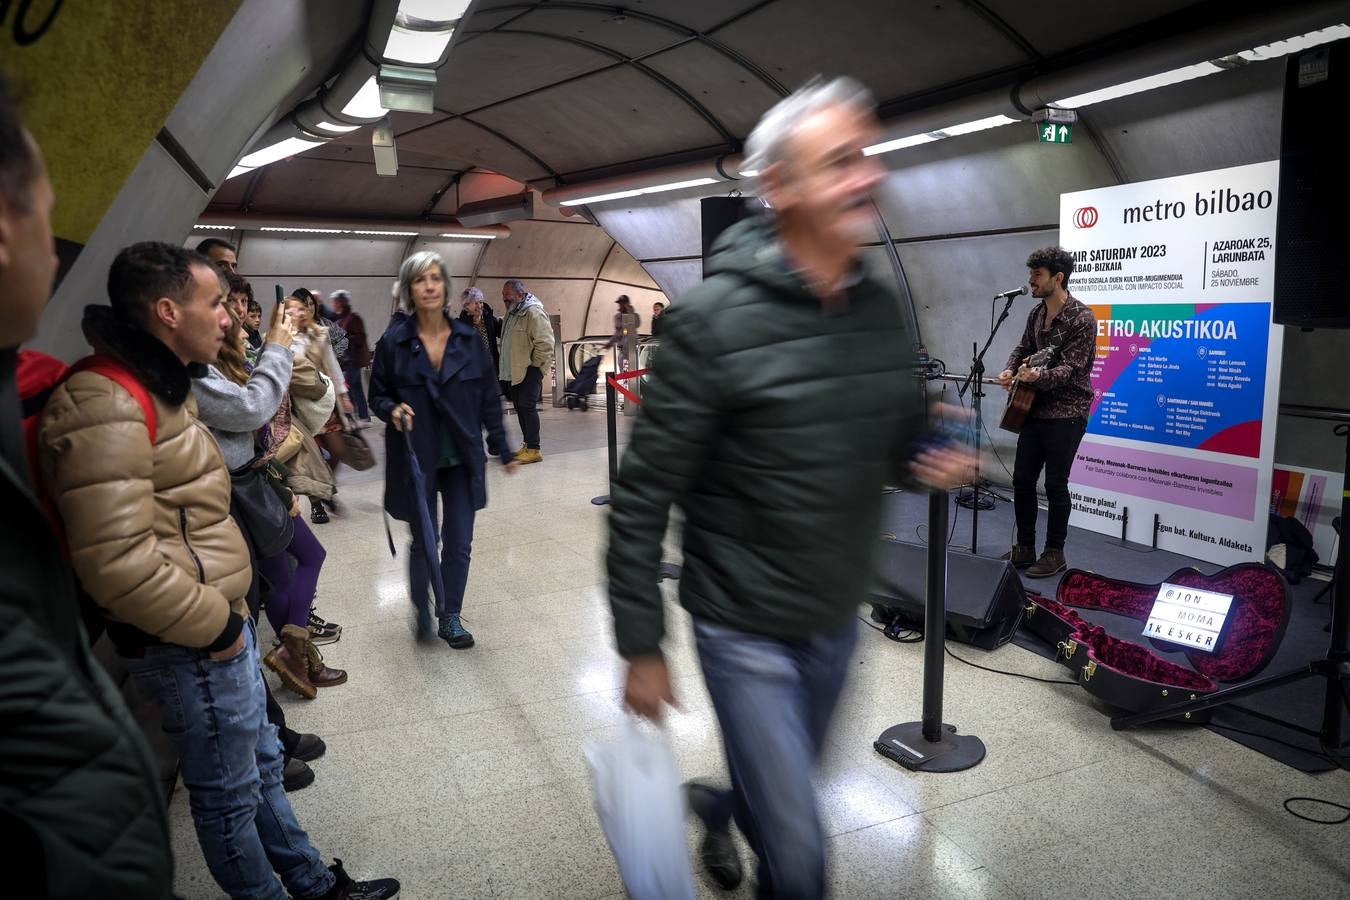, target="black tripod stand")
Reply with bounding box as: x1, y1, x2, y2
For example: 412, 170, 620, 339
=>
1112, 421, 1350, 767
954, 293, 1019, 554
